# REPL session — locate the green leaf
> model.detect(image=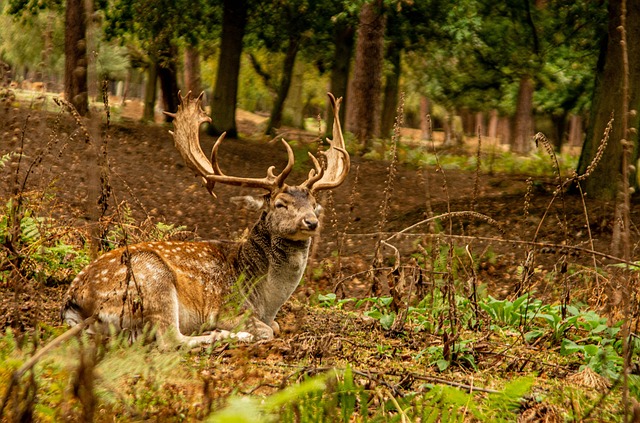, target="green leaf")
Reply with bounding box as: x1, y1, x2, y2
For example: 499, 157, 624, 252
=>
379, 313, 396, 330
436, 359, 450, 371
